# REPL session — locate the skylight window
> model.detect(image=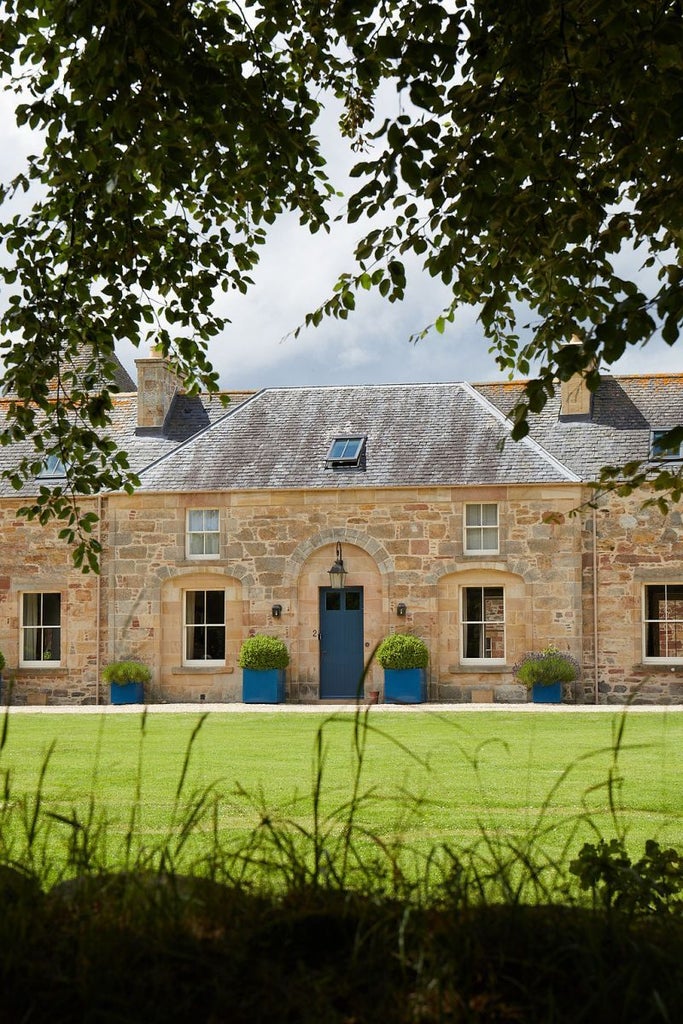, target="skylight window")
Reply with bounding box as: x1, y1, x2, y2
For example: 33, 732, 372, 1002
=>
325, 436, 366, 469
651, 429, 683, 461
37, 454, 68, 479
